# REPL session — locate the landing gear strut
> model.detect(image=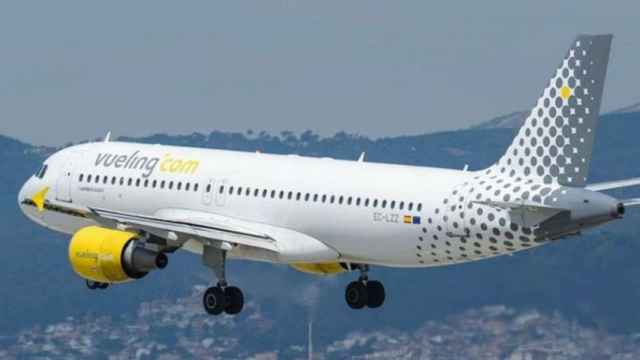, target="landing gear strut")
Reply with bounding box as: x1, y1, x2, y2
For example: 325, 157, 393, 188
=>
345, 265, 385, 310
202, 246, 244, 316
